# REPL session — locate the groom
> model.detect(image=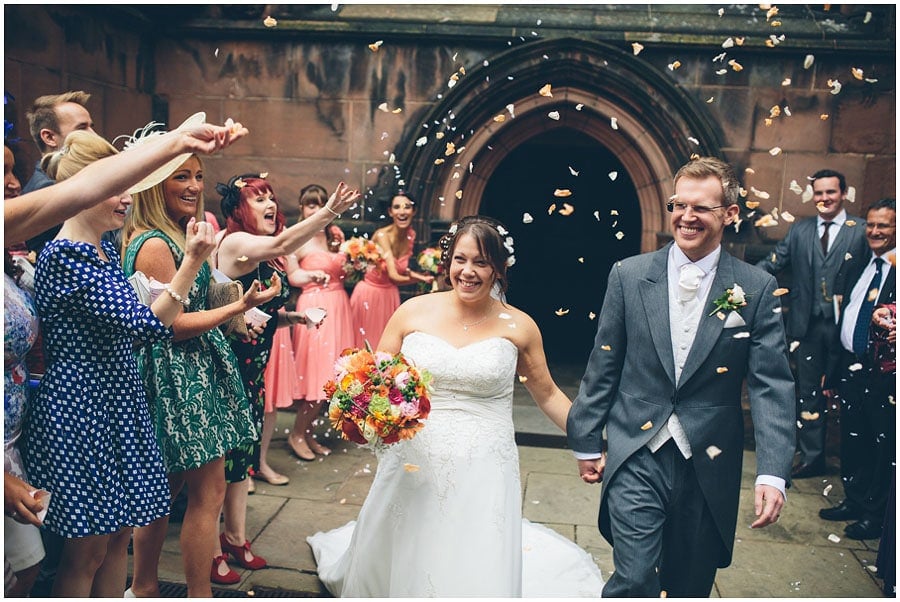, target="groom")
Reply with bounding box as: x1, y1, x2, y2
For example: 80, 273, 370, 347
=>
568, 157, 795, 597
